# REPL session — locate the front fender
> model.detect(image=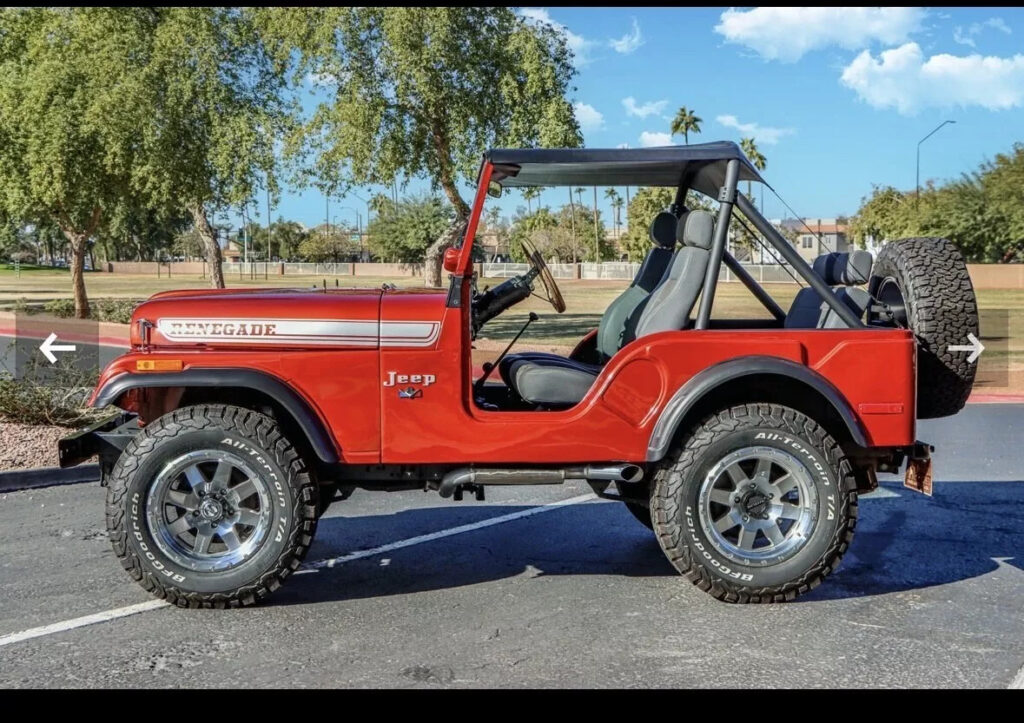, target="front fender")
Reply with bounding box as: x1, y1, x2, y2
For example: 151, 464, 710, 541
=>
92, 367, 340, 464
646, 356, 868, 461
